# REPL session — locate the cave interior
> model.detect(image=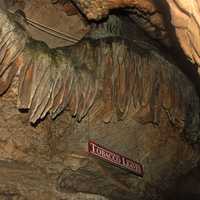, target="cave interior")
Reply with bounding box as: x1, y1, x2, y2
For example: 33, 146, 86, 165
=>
0, 0, 200, 200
